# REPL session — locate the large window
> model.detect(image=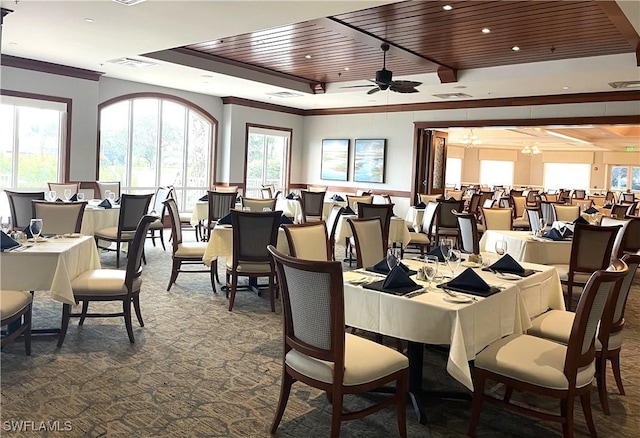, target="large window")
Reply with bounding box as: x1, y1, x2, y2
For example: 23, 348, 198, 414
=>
99, 96, 215, 211
445, 157, 462, 188
543, 163, 591, 191
245, 125, 291, 198
479, 160, 514, 188
610, 165, 640, 192
0, 95, 66, 189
